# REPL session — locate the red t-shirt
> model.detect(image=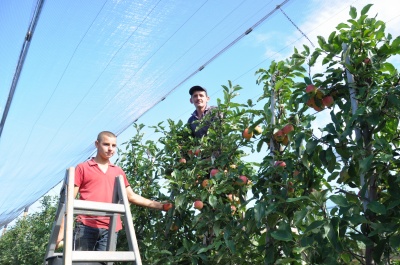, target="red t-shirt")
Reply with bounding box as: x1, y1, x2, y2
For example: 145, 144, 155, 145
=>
75, 158, 130, 231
